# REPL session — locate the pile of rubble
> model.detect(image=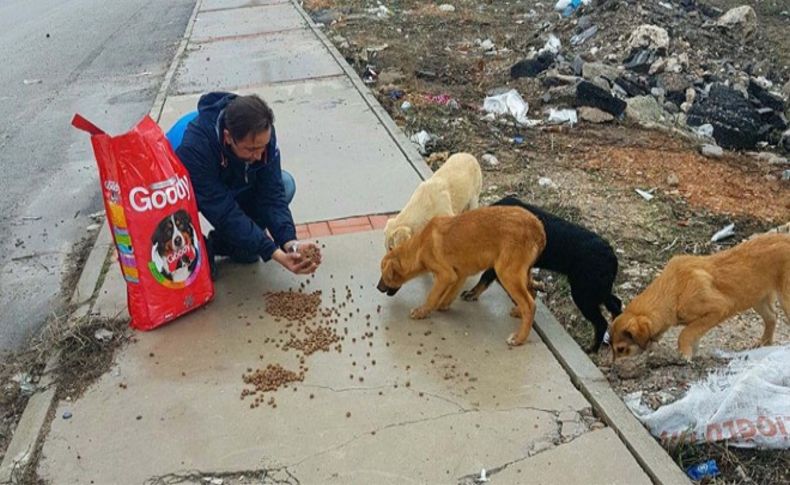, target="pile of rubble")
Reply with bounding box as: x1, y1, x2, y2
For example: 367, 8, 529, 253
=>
506, 1, 789, 152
